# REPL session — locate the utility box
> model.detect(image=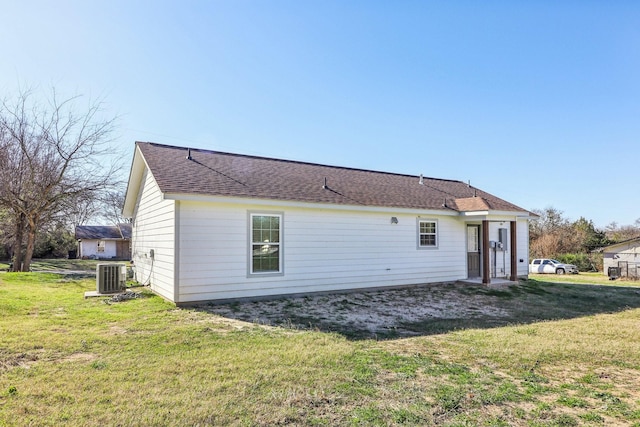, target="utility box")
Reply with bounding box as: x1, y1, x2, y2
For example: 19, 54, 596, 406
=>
96, 263, 126, 293
498, 228, 508, 251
